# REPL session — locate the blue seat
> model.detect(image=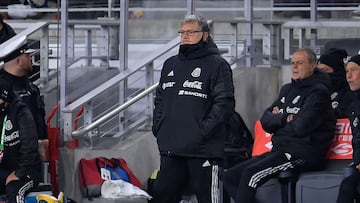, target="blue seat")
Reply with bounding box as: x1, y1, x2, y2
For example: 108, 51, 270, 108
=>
295, 160, 351, 203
